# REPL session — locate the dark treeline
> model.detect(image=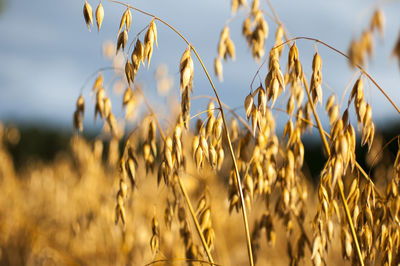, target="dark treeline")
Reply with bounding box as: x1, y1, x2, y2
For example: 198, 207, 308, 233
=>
4, 122, 400, 182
